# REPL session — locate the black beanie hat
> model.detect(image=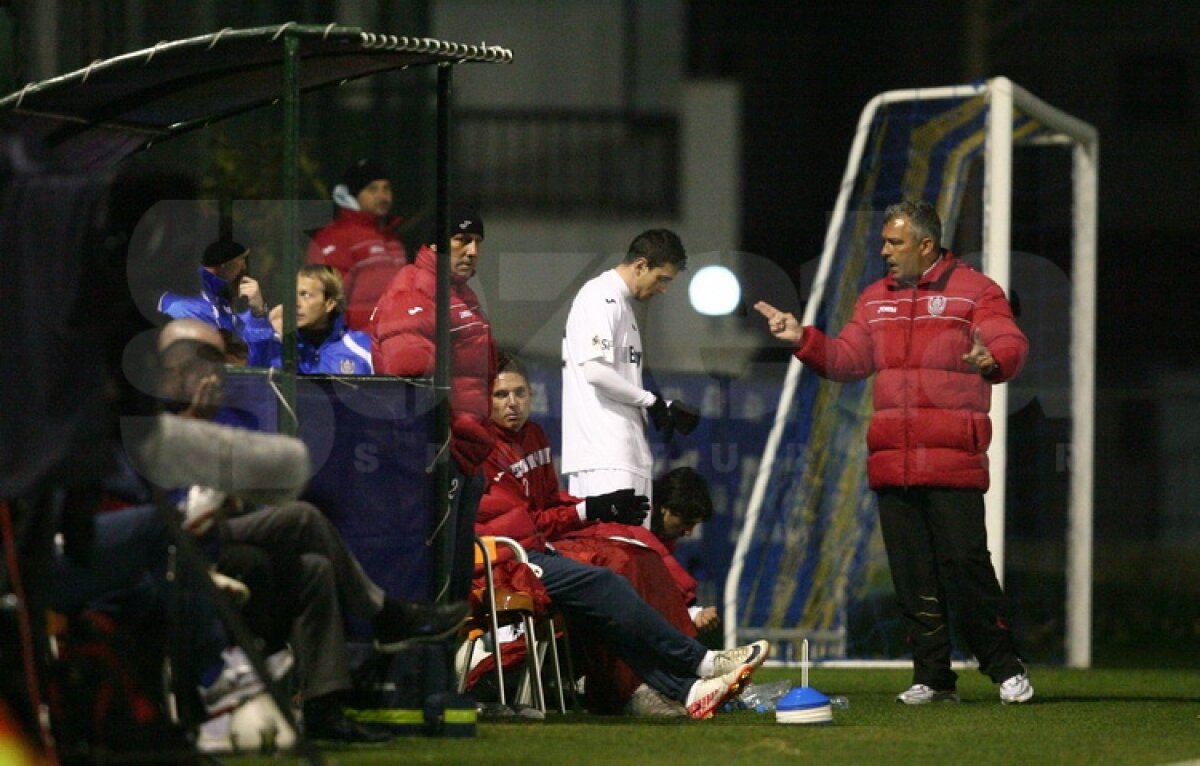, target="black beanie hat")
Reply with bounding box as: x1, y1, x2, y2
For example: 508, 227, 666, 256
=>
202, 239, 248, 267
342, 158, 389, 197
449, 207, 484, 239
